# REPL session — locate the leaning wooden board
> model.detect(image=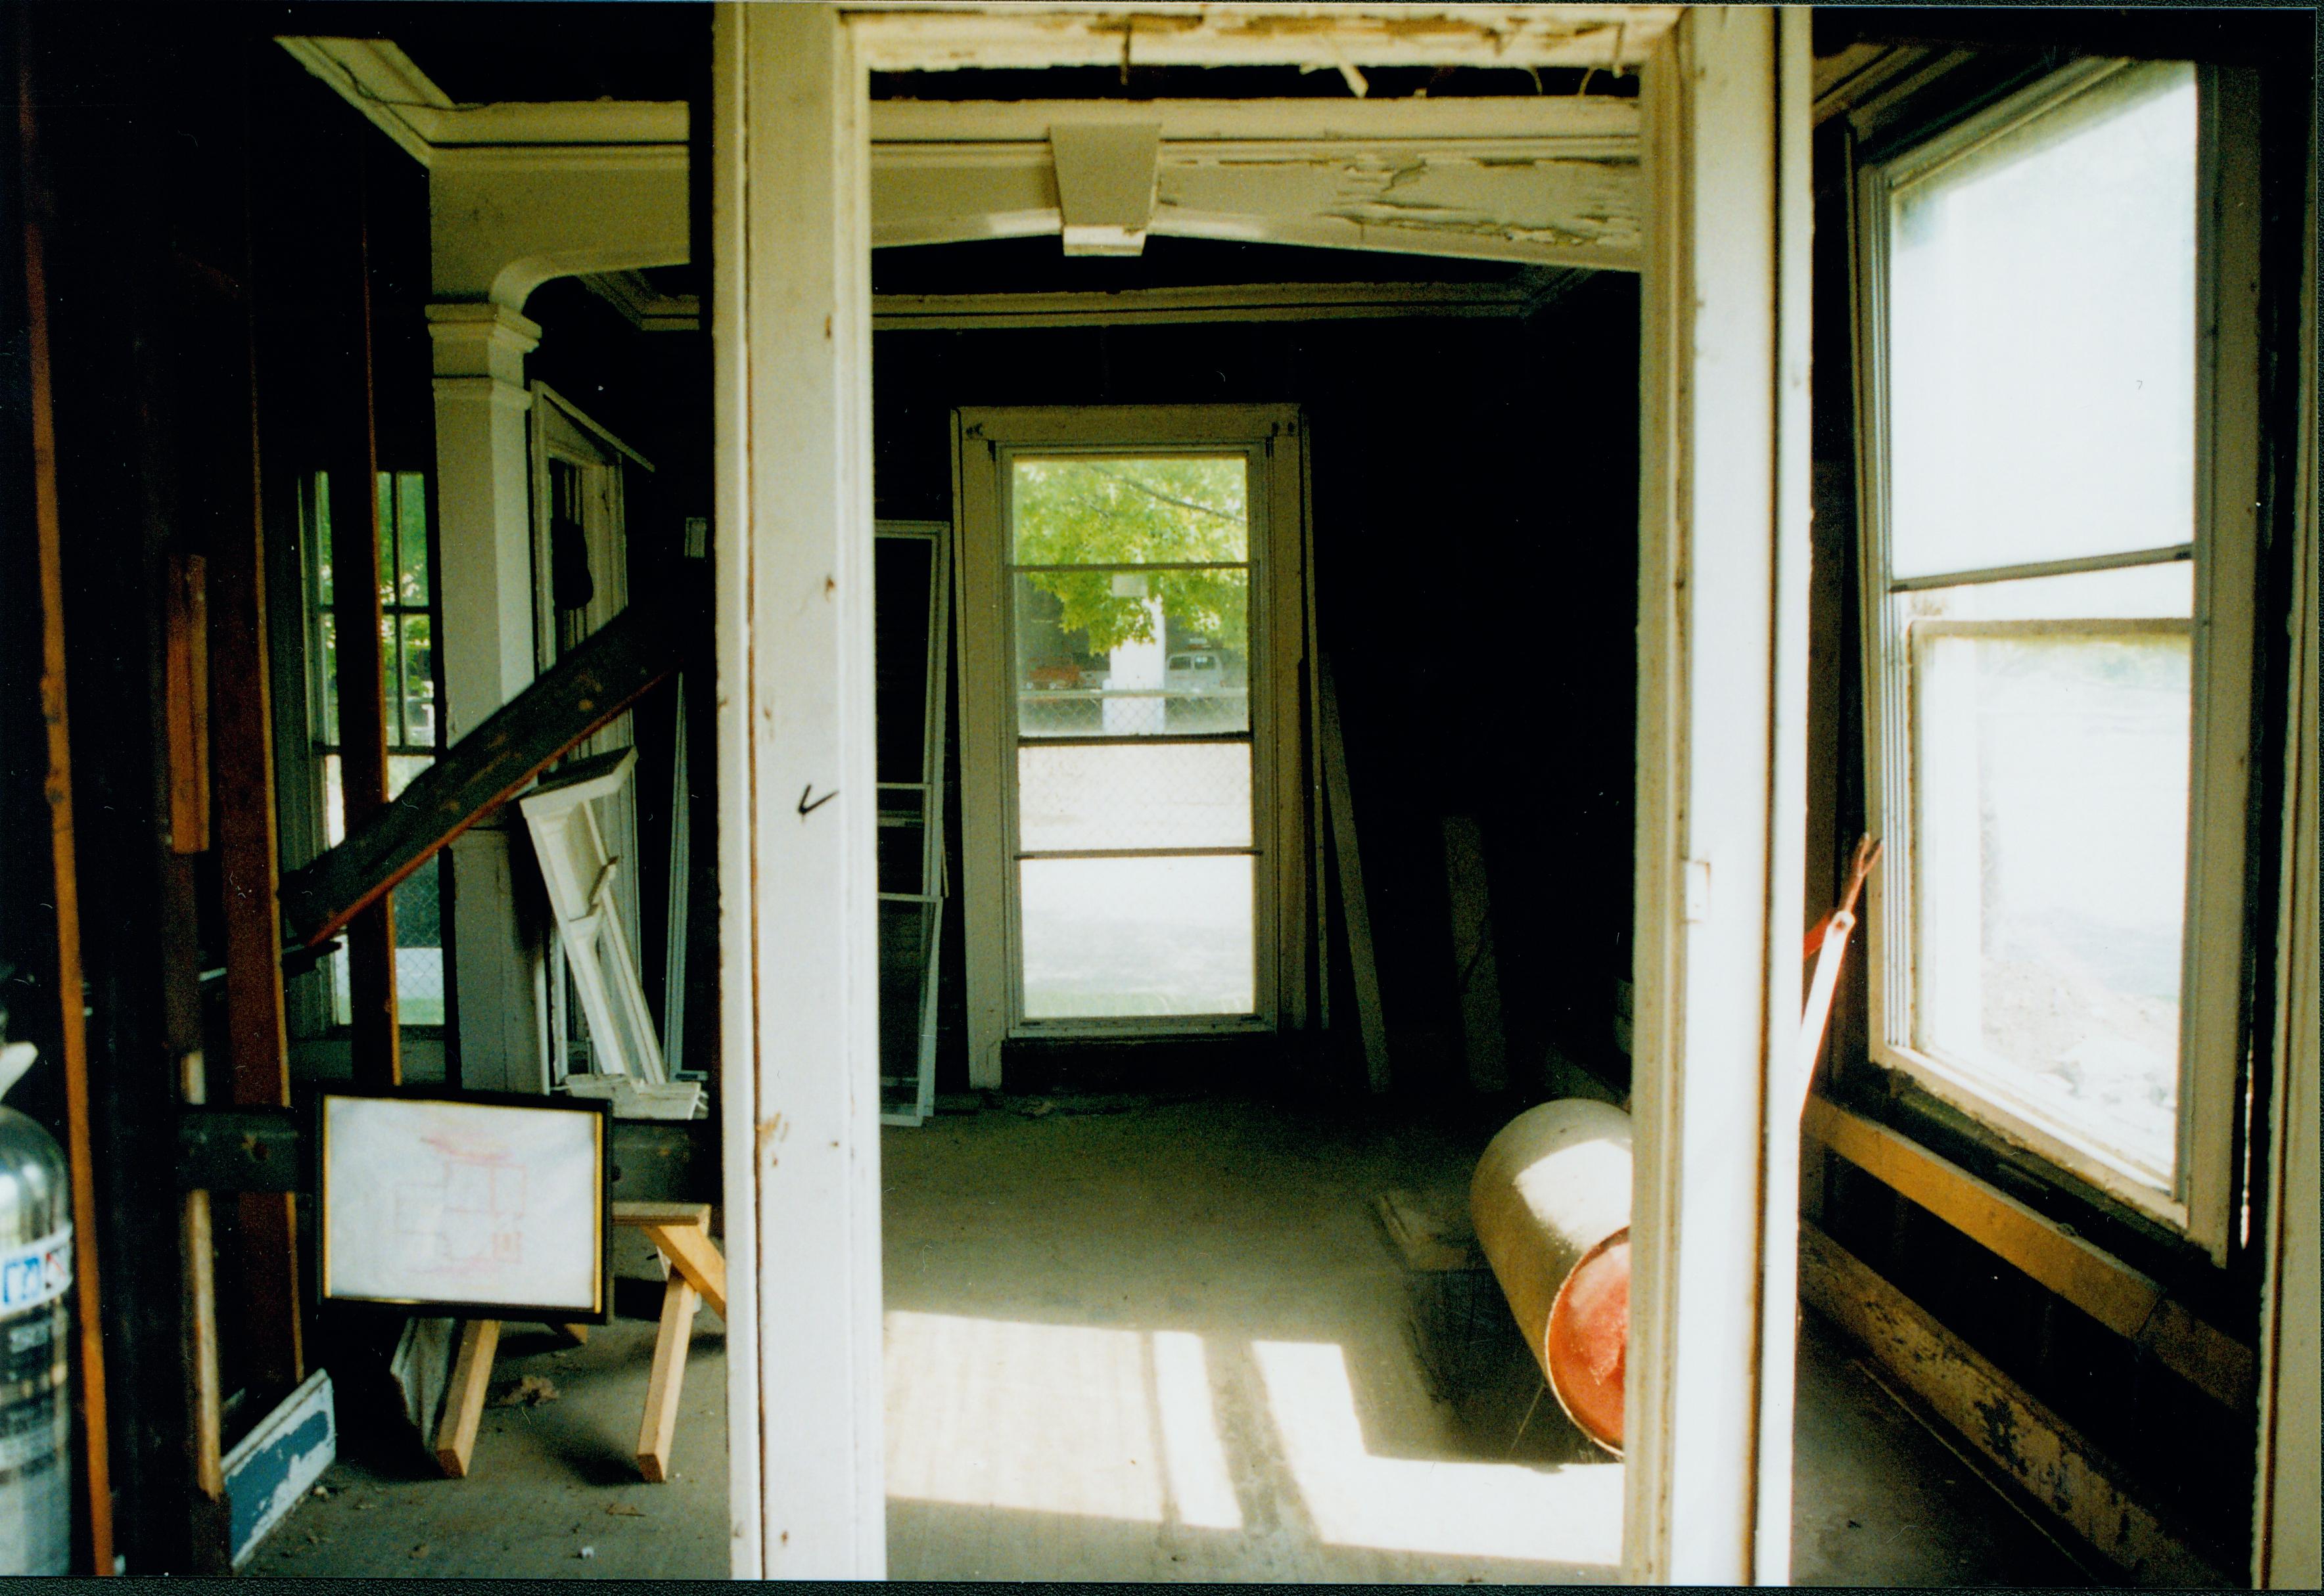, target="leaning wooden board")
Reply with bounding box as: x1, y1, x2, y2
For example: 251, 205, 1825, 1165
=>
277, 598, 685, 950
